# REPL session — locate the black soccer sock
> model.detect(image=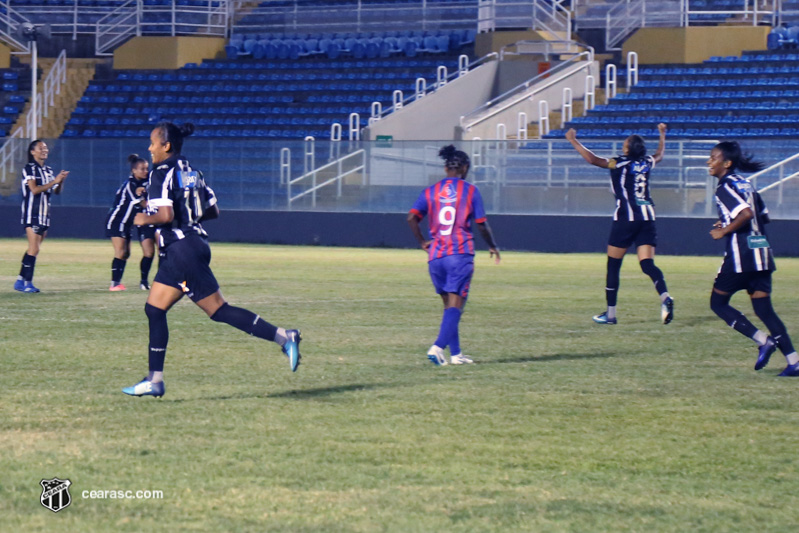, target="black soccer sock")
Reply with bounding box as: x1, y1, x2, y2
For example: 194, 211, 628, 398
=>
111, 258, 126, 284
752, 297, 795, 355
605, 256, 623, 307
140, 256, 154, 281
640, 258, 668, 296
710, 291, 760, 341
21, 253, 36, 282
210, 303, 278, 343
145, 303, 169, 372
